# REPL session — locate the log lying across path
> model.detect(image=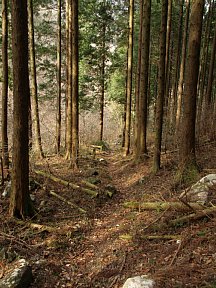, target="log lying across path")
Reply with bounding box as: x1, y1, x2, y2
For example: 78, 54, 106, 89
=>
123, 201, 205, 212
124, 200, 216, 227
34, 169, 99, 198
80, 180, 114, 197
34, 169, 115, 198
